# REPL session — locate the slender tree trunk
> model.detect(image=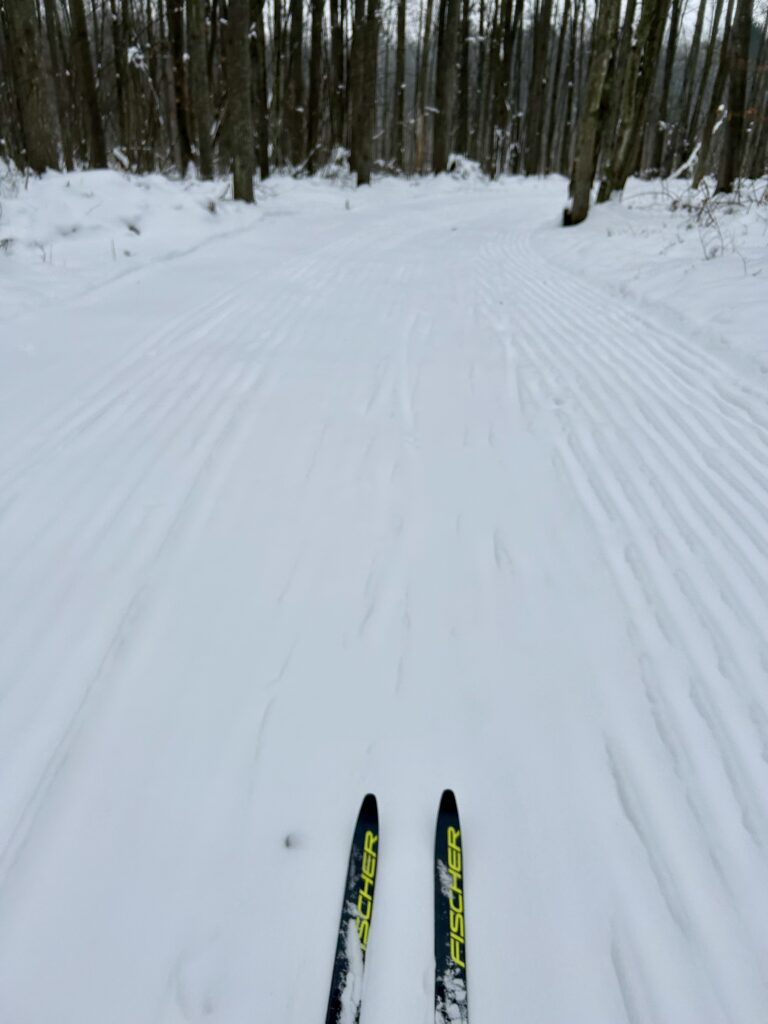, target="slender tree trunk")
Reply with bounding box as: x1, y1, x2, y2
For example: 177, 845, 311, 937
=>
487, 0, 511, 174
652, 0, 682, 175
688, 0, 725, 144
693, 0, 736, 186
69, 0, 108, 167
43, 0, 75, 170
544, 0, 569, 173
668, 0, 707, 171
433, 0, 461, 170
187, 0, 214, 178
285, 0, 305, 164
716, 0, 753, 191
564, 0, 620, 223
226, 0, 255, 200
330, 0, 346, 147
525, 0, 555, 173
559, 0, 578, 172
353, 0, 381, 182
744, 10, 768, 176
456, 0, 470, 154
307, 0, 324, 170
167, 0, 193, 172
3, 0, 59, 172
414, 0, 435, 169
394, 0, 407, 165
472, 0, 486, 158
599, 0, 672, 199
252, 0, 271, 178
